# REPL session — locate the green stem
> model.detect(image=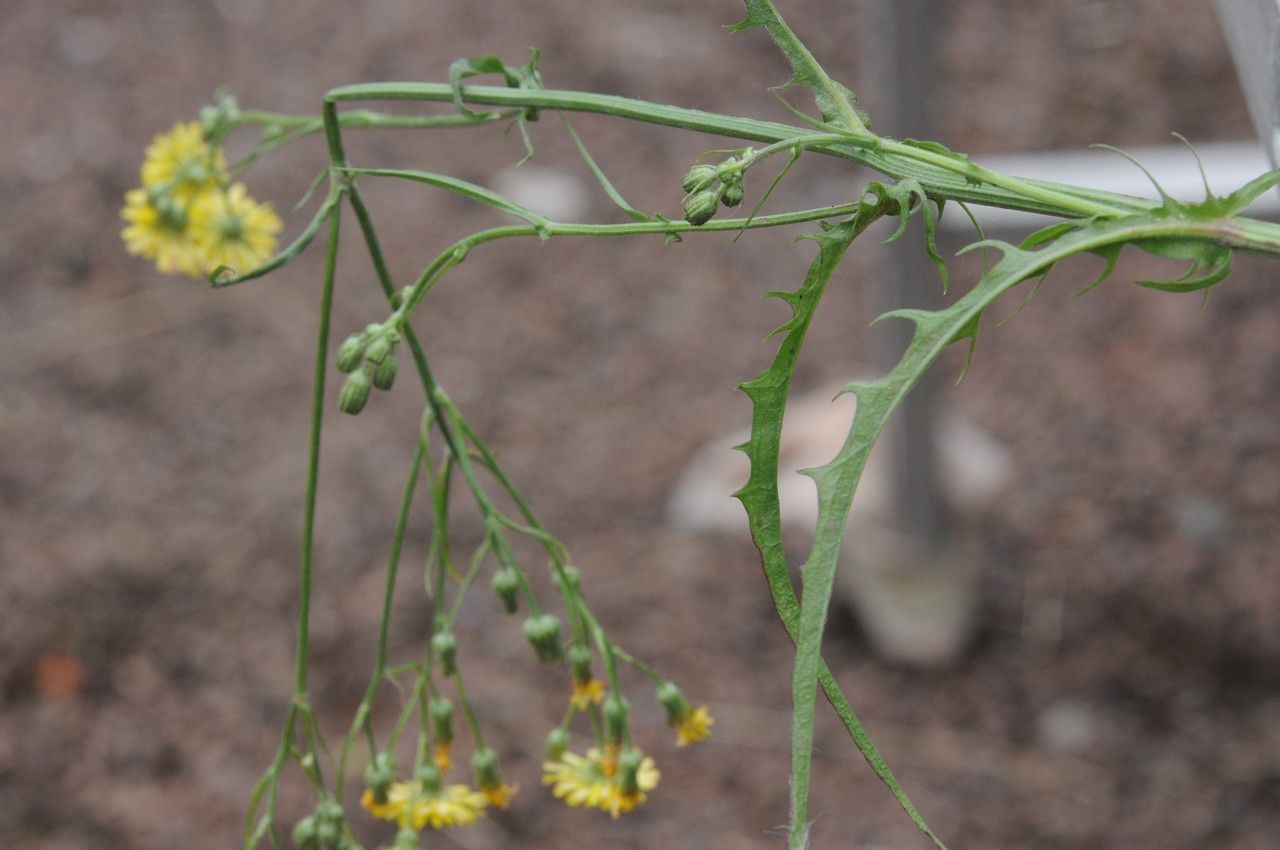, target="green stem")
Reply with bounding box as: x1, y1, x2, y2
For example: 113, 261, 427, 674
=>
336, 440, 425, 796
324, 82, 1157, 218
